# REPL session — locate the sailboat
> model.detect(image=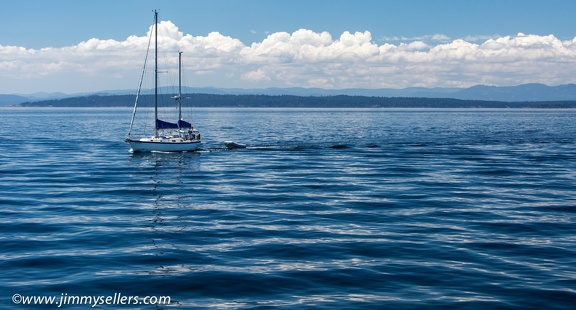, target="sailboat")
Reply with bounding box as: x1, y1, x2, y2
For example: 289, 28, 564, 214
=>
126, 11, 201, 152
